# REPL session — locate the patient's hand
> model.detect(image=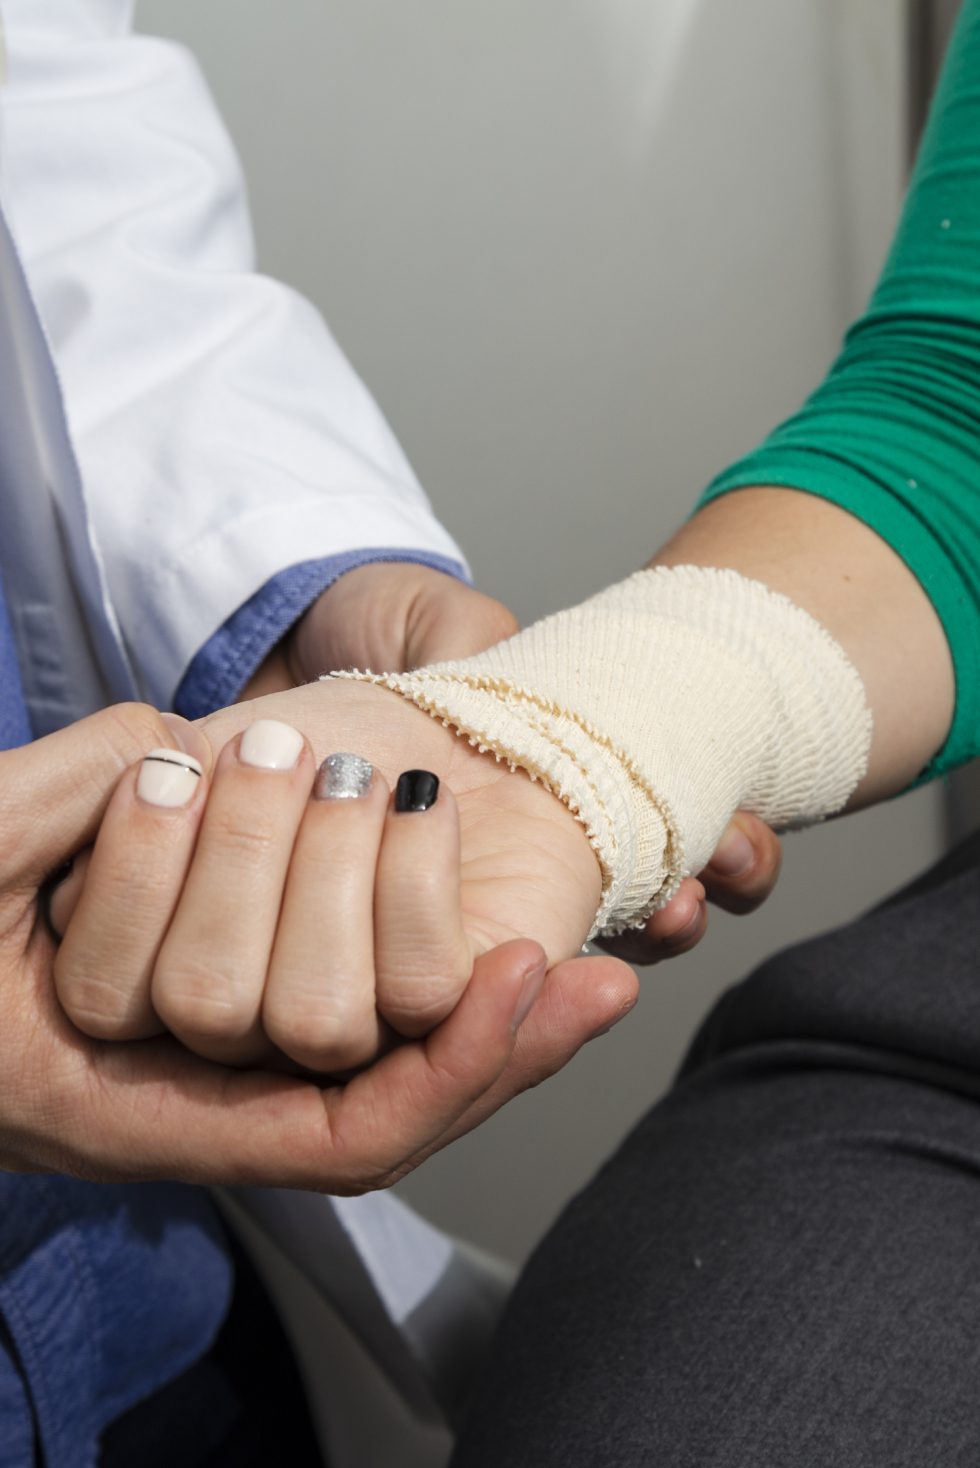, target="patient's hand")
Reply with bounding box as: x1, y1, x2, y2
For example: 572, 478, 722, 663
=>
51, 679, 602, 1072
249, 563, 783, 969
